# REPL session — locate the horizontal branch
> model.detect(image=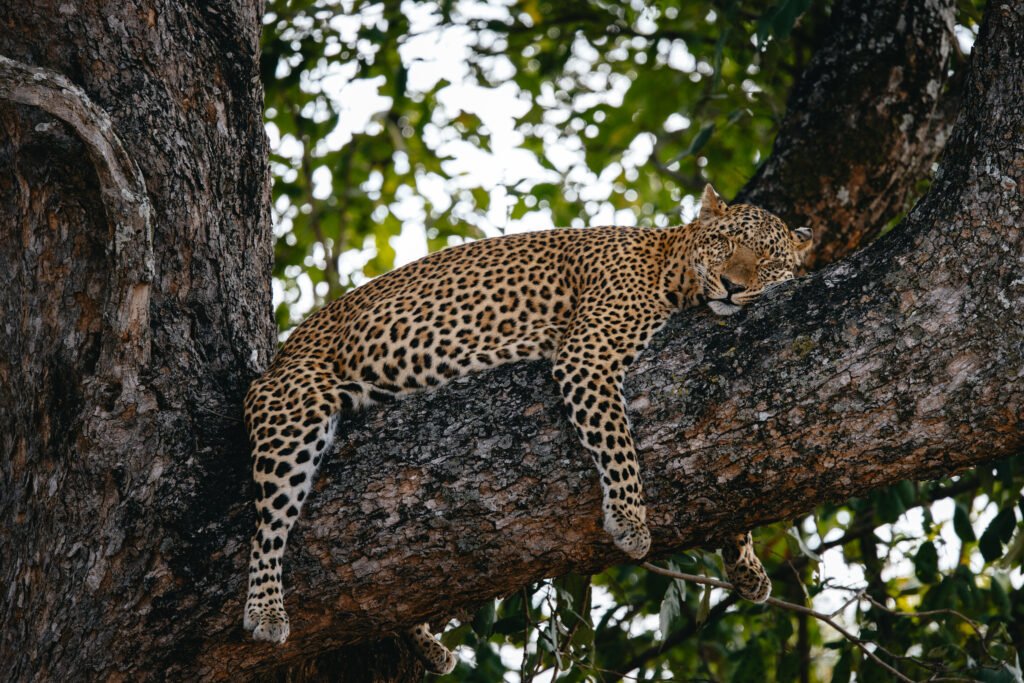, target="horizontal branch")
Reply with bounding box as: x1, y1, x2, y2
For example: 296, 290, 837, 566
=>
184, 8, 1023, 679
